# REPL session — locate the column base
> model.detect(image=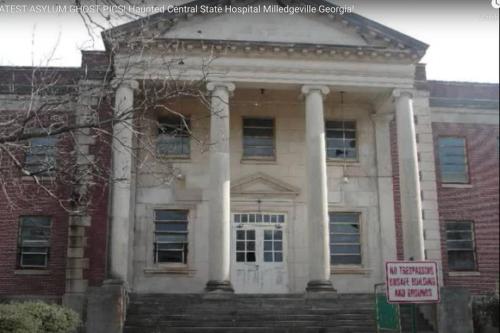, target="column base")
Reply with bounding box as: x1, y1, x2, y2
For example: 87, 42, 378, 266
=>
306, 280, 337, 293
205, 280, 234, 293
